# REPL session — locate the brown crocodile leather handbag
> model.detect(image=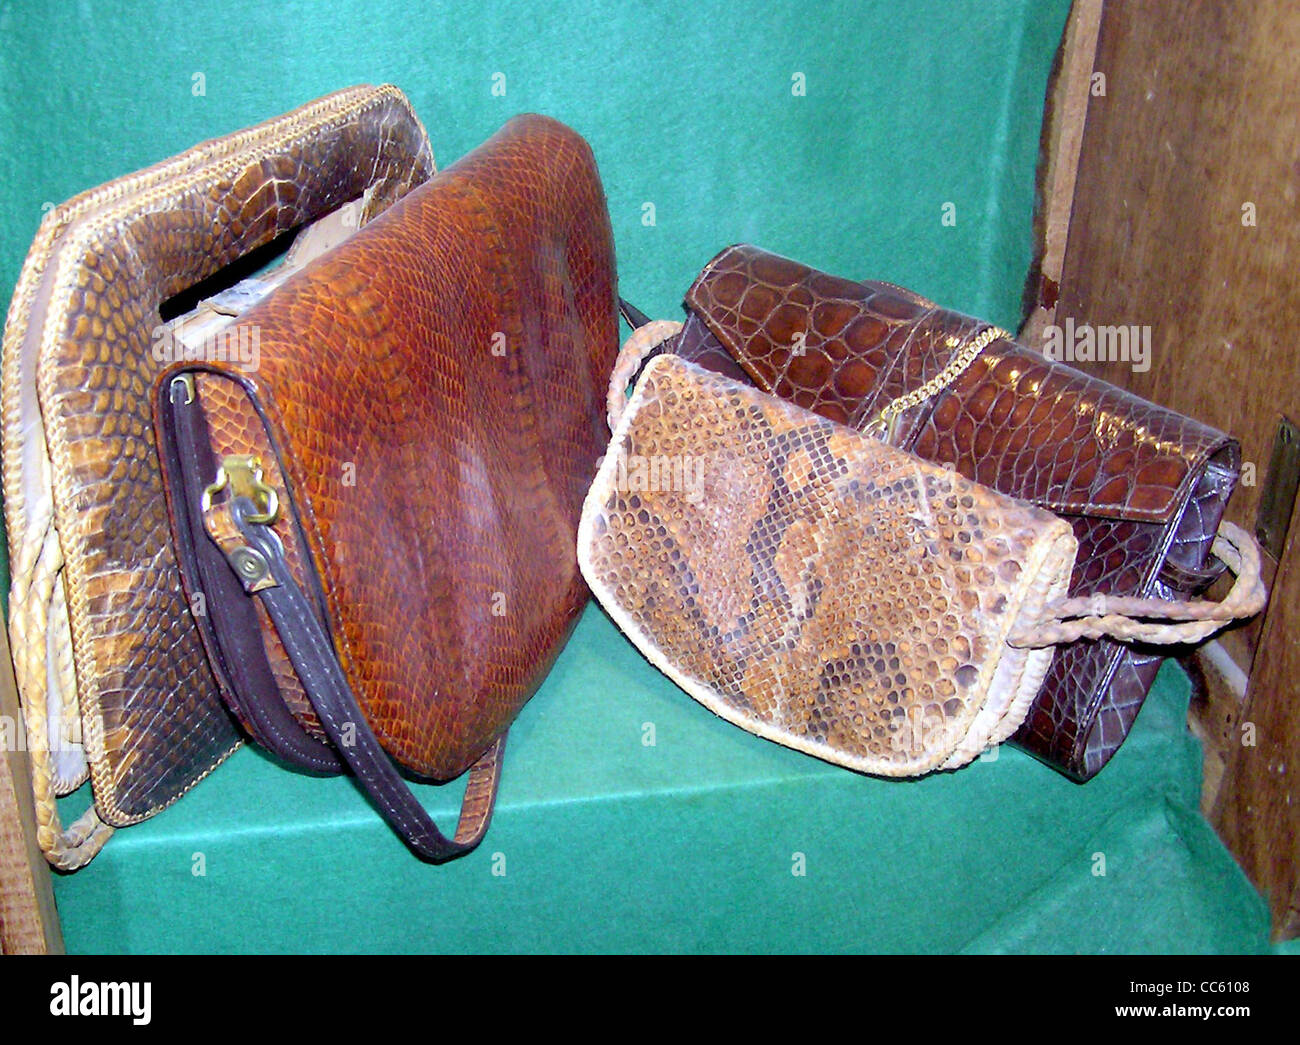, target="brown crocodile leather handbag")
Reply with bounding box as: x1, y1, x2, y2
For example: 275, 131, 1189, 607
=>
585, 322, 1264, 776
2, 85, 435, 867
152, 113, 617, 860
624, 244, 1264, 780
